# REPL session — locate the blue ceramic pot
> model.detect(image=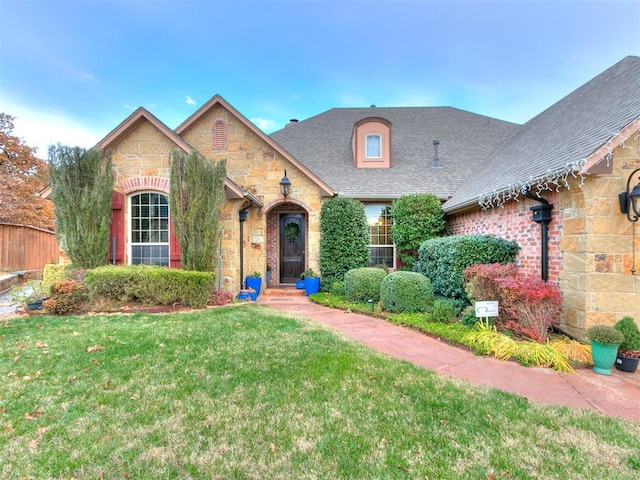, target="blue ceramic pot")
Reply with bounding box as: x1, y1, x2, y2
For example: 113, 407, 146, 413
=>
304, 277, 320, 296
